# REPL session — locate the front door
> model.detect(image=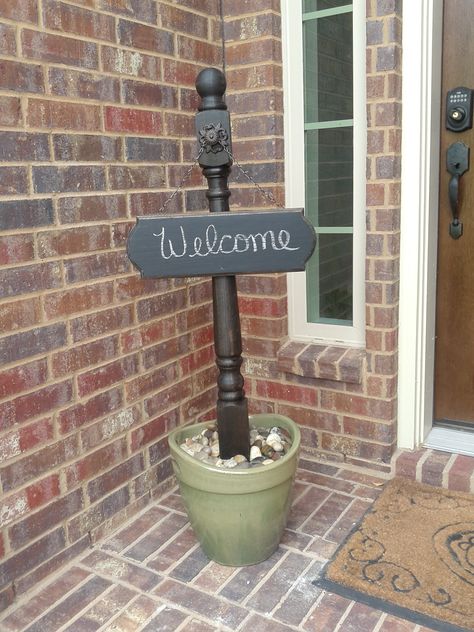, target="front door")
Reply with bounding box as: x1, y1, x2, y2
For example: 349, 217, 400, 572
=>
434, 0, 474, 426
